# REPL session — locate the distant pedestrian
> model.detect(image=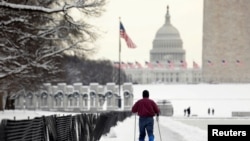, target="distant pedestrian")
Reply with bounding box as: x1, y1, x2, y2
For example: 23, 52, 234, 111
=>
184, 109, 187, 116
186, 107, 191, 117
212, 108, 215, 115
132, 90, 160, 141
208, 108, 210, 115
